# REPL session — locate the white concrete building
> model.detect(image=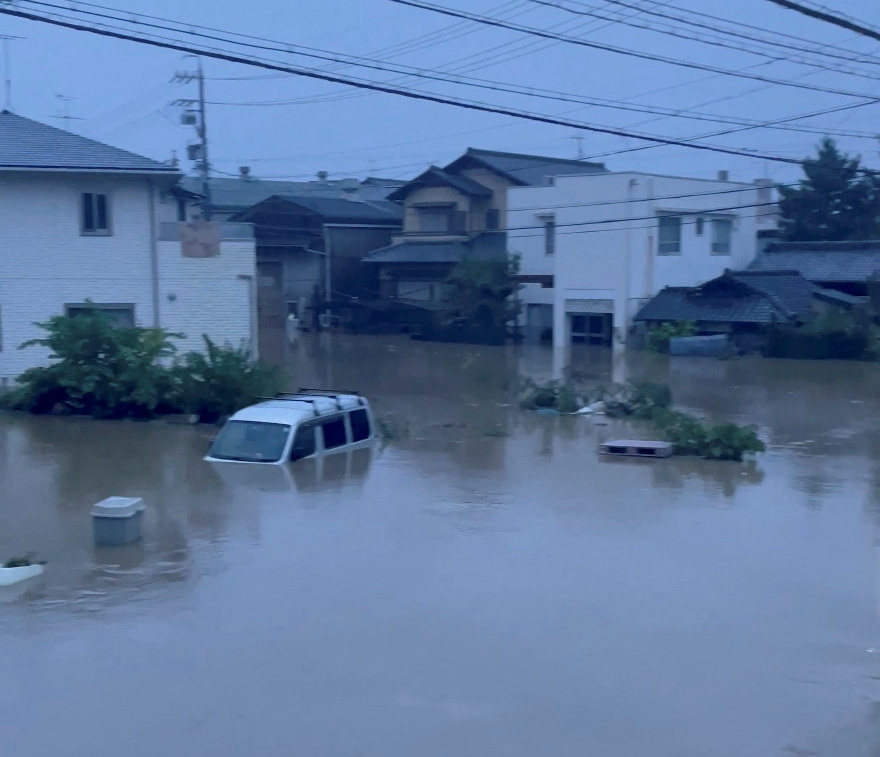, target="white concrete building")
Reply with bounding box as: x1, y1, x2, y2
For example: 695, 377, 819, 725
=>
509, 170, 762, 350
0, 110, 257, 385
